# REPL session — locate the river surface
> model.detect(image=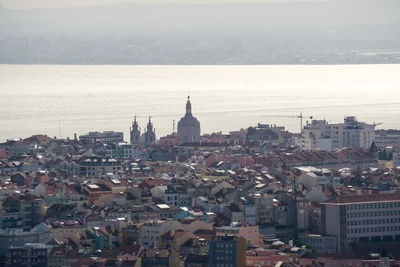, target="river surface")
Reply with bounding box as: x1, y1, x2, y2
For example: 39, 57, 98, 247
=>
1, 64, 399, 142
